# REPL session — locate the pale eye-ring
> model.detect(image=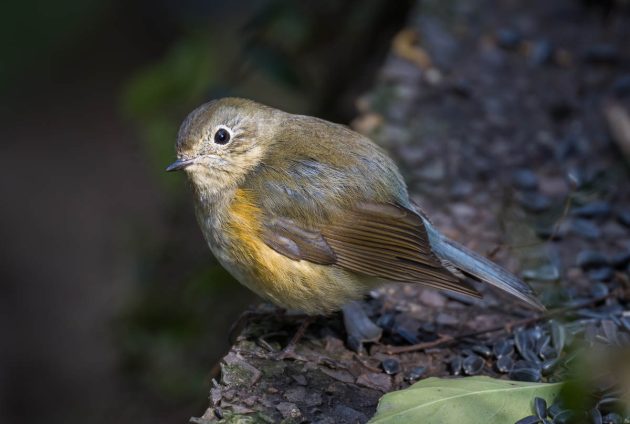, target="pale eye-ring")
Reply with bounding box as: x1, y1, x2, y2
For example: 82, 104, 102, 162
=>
213, 126, 232, 145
